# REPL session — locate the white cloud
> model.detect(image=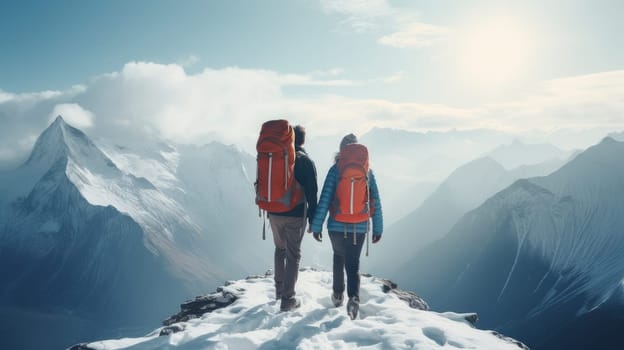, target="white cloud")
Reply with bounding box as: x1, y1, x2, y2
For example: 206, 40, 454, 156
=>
289, 95, 481, 137
177, 54, 200, 68
383, 71, 405, 83
319, 0, 394, 32
310, 67, 345, 77
0, 61, 475, 162
318, 1, 446, 50
1, 62, 624, 166
0, 84, 89, 167
0, 90, 15, 104
319, 0, 390, 16
49, 103, 95, 129
484, 70, 624, 131
378, 23, 449, 48
72, 62, 364, 152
